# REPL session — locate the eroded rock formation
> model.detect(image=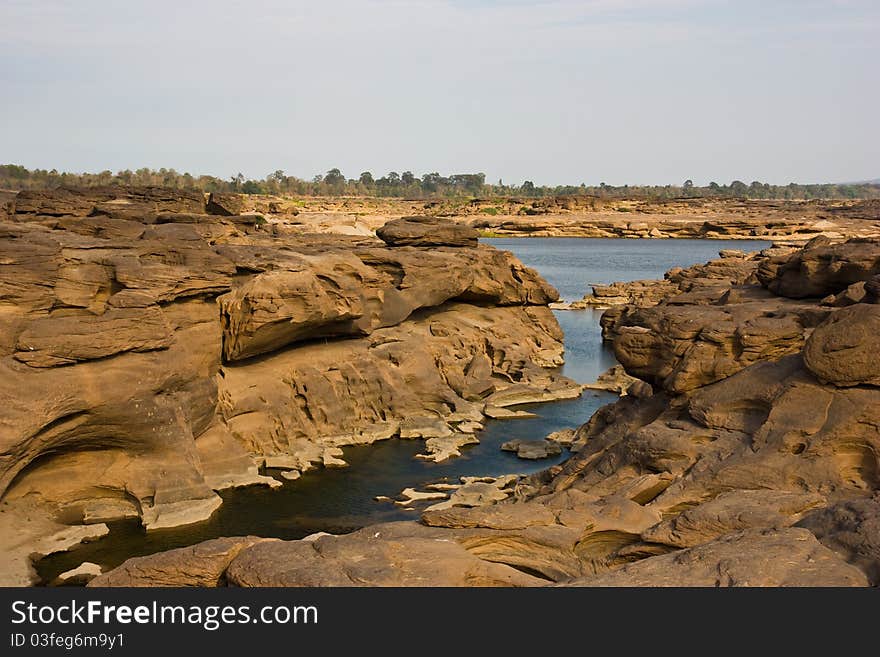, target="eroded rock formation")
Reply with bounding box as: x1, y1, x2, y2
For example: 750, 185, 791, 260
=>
0, 187, 580, 585
89, 237, 880, 587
